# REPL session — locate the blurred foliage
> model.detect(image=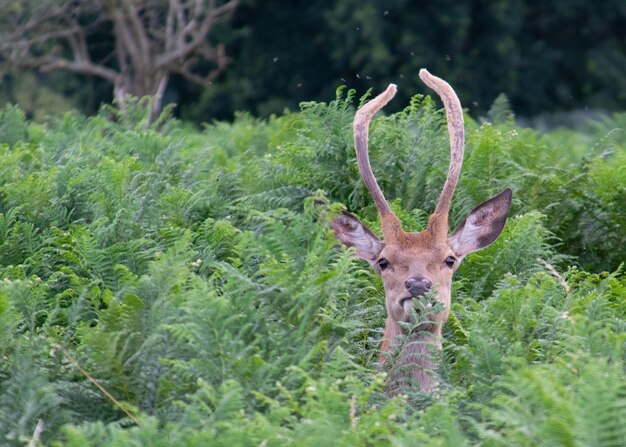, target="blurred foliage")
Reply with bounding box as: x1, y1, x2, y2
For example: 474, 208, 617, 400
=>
188, 0, 626, 120
1, 0, 624, 122
0, 91, 624, 446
